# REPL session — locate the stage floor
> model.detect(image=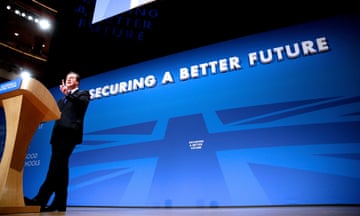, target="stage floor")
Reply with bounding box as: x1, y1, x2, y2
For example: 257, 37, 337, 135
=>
1, 205, 359, 216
